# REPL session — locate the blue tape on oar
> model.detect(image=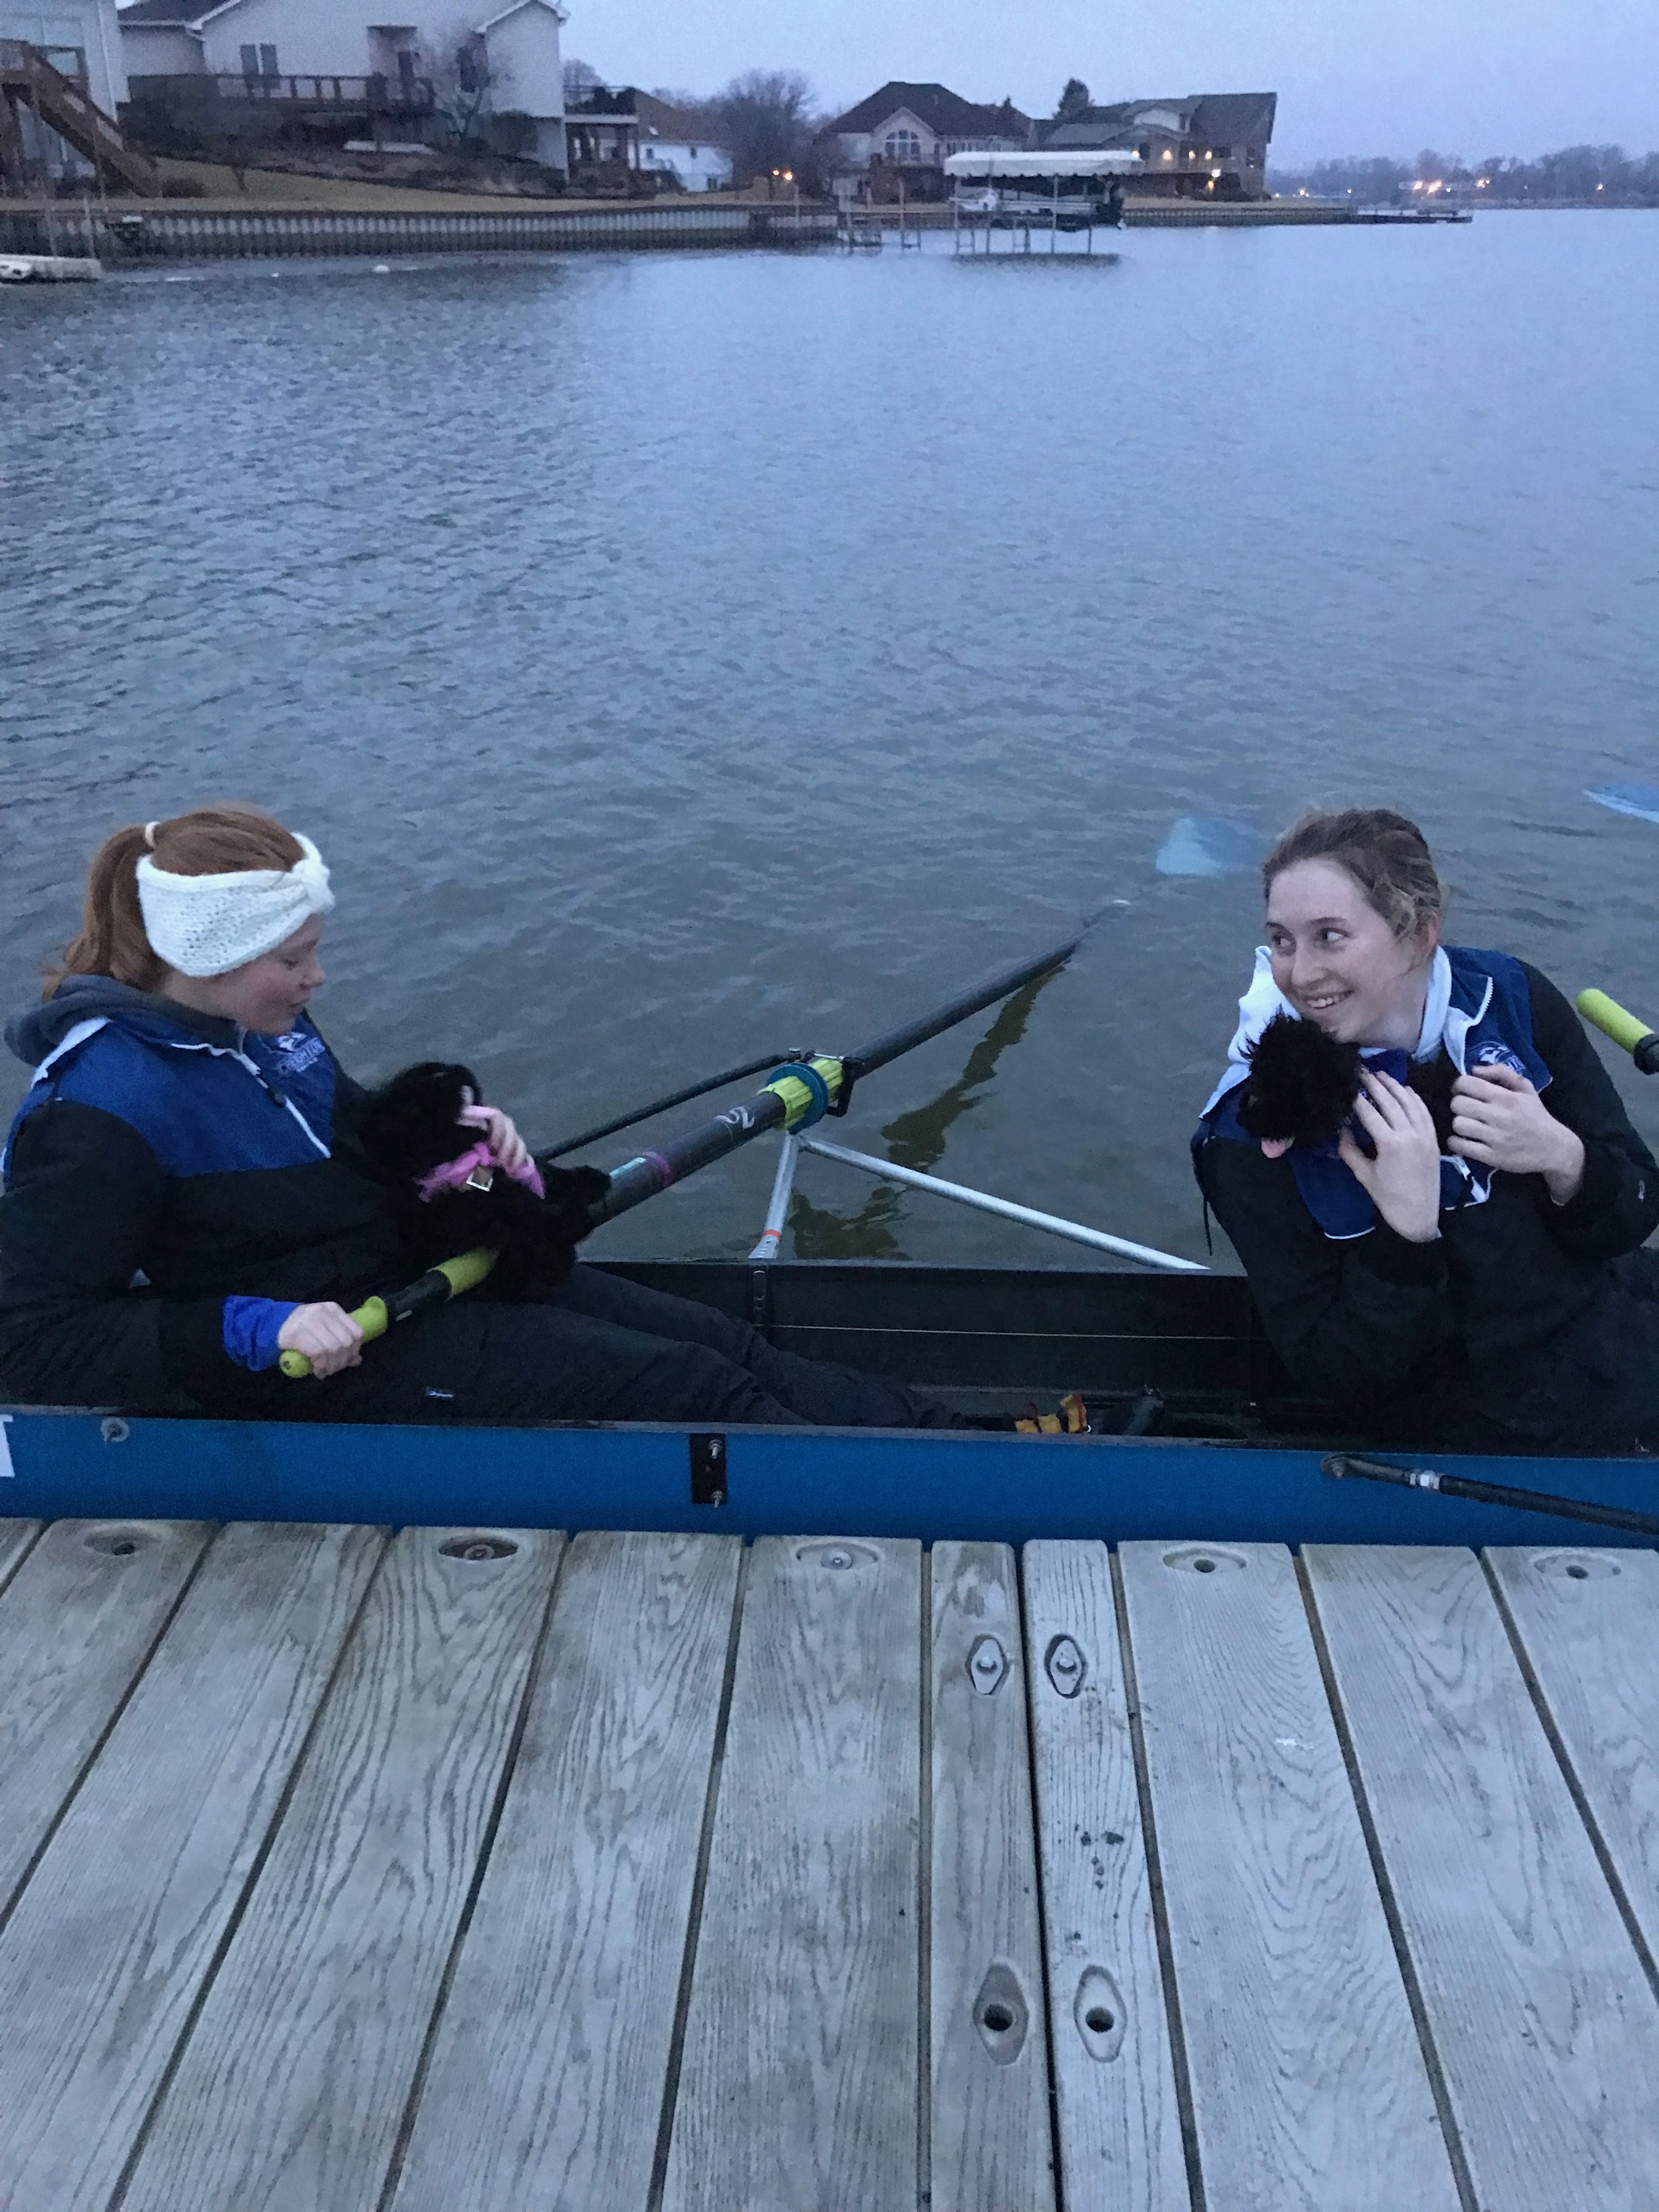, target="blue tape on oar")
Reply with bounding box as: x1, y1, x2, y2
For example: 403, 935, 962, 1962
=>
1155, 815, 1266, 878
1588, 784, 1659, 826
